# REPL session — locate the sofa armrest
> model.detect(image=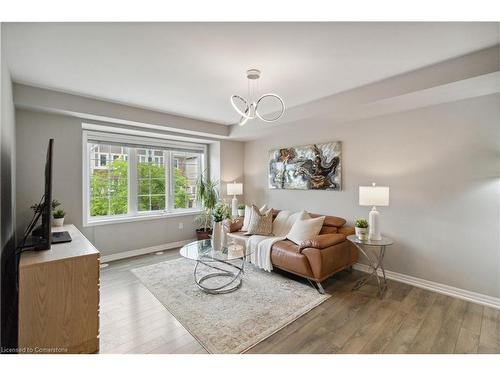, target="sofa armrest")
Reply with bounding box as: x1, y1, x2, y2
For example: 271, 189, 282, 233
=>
223, 217, 244, 233
338, 226, 355, 236
299, 233, 346, 251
